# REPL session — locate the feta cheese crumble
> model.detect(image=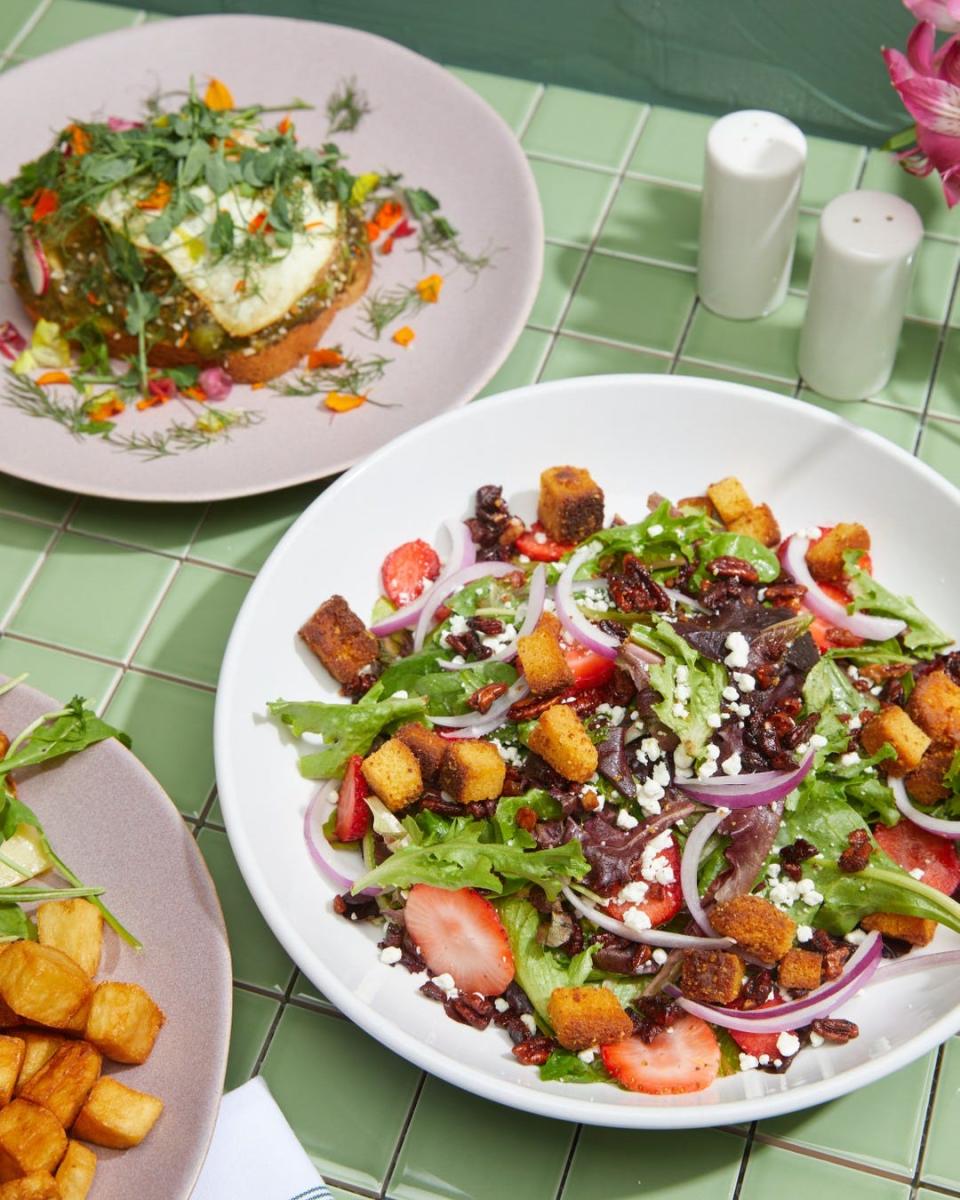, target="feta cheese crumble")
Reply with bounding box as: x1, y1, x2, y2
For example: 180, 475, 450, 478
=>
724, 633, 750, 669
616, 809, 639, 830
380, 946, 403, 965
776, 1032, 800, 1058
